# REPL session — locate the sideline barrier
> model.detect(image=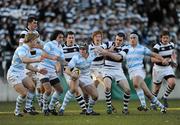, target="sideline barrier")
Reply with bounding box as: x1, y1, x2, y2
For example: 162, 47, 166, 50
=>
0, 77, 180, 101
